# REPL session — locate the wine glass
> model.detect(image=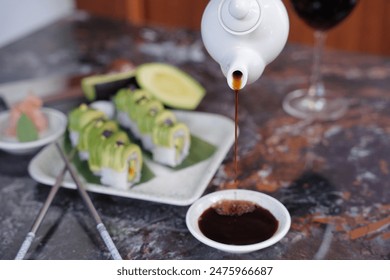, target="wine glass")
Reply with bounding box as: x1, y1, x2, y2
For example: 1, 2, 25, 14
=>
283, 0, 359, 120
